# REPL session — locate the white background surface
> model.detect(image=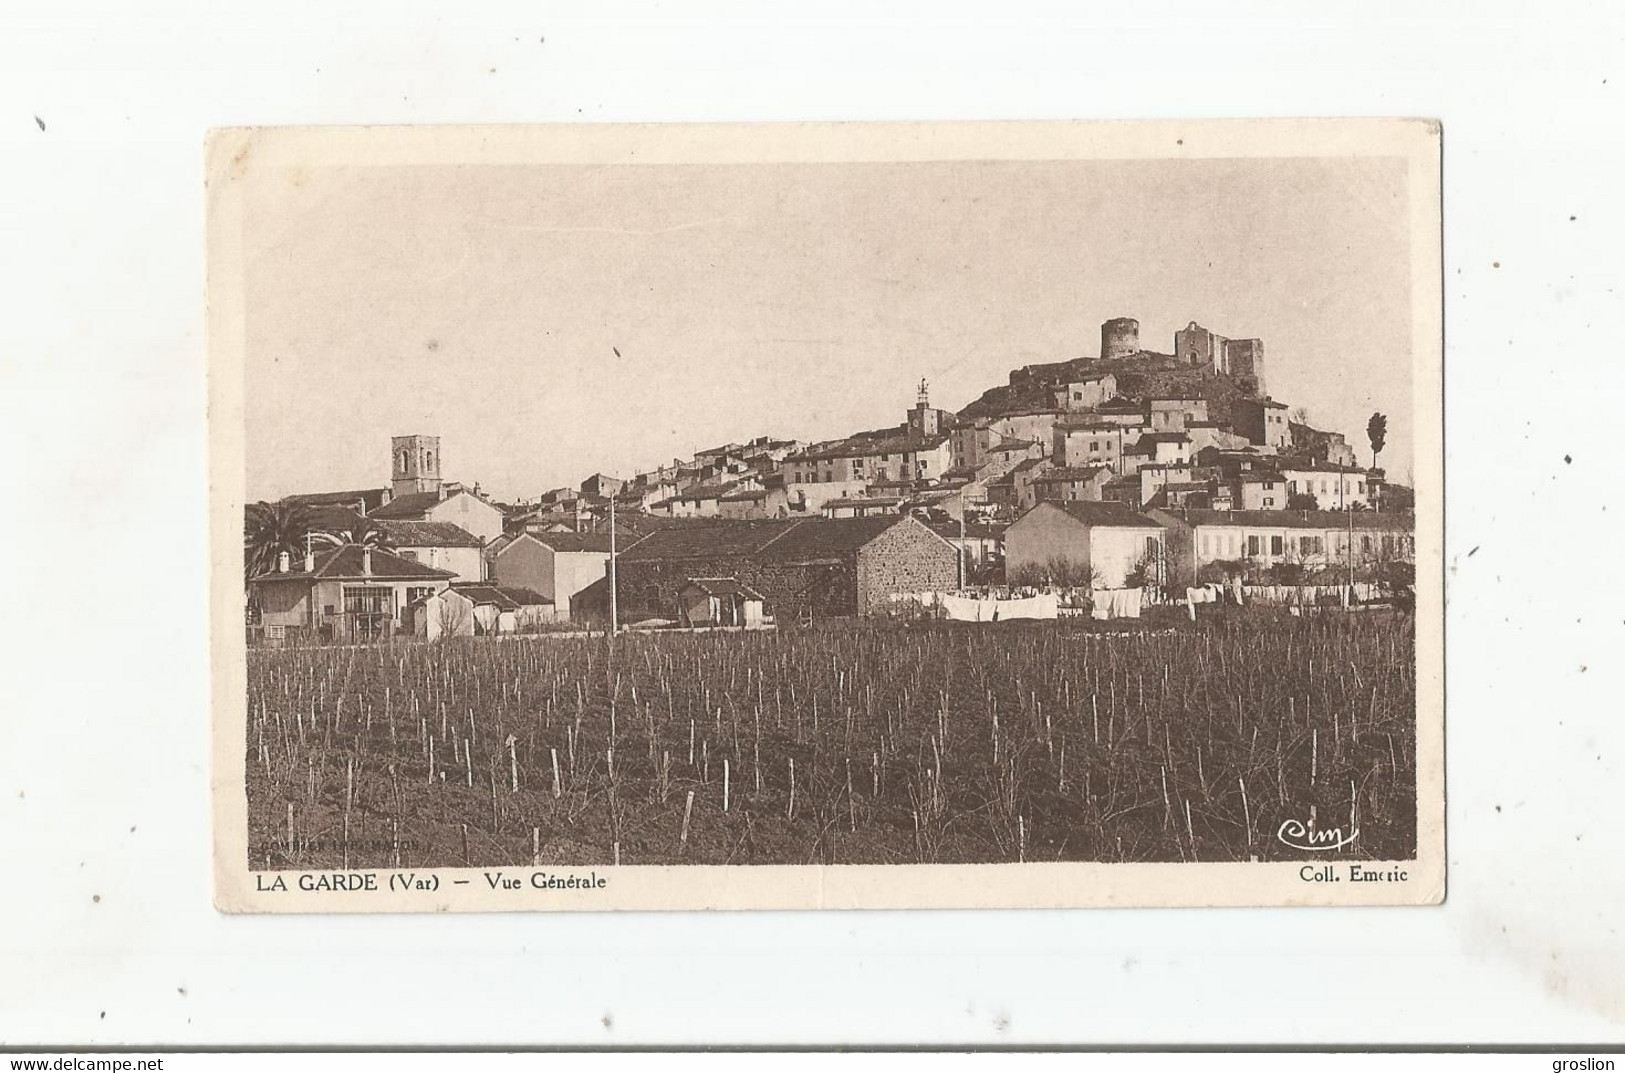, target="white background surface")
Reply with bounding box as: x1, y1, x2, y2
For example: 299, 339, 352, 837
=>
1, 1, 1621, 1048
